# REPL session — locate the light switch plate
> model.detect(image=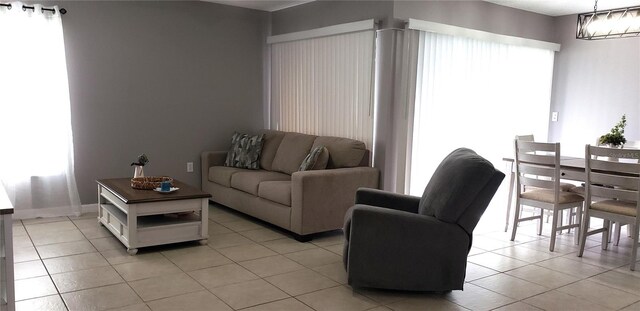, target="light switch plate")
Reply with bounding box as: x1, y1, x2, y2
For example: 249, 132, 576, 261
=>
187, 162, 194, 172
